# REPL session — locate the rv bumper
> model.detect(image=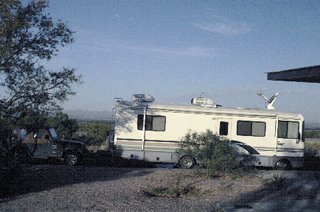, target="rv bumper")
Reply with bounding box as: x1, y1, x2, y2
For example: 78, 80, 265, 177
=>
253, 155, 304, 169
